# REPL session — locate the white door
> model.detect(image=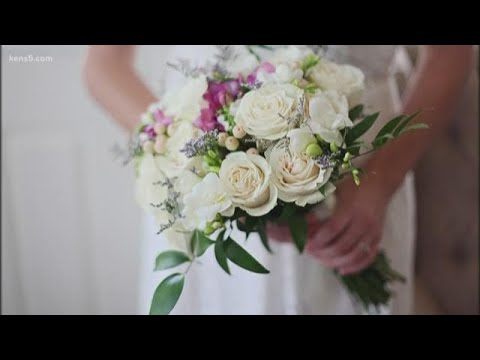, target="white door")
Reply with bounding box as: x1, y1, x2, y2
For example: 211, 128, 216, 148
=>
2, 45, 171, 314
